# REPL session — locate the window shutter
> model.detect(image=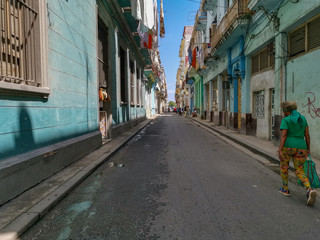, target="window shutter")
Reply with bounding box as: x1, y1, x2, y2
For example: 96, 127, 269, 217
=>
260, 49, 268, 70
308, 17, 320, 51
252, 54, 259, 74
289, 26, 305, 57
